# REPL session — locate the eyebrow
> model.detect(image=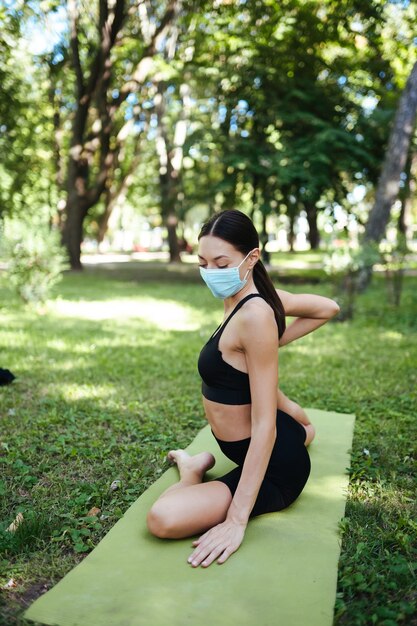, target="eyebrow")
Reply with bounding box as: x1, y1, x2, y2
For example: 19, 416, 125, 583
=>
198, 254, 230, 261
